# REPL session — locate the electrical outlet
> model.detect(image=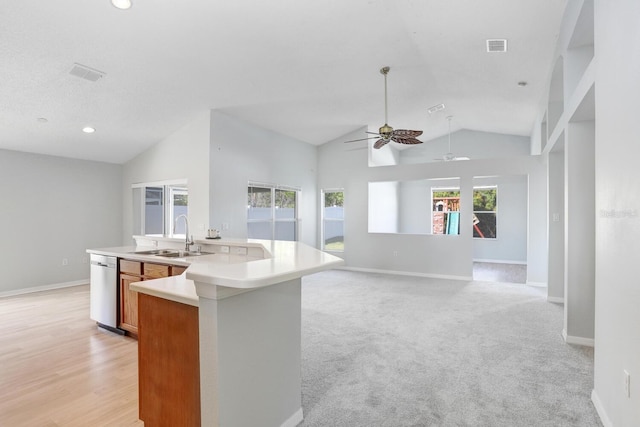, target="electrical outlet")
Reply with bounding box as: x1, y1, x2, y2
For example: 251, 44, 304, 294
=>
220, 246, 230, 254
393, 251, 398, 257
552, 213, 560, 222
624, 370, 631, 398
222, 222, 230, 230
235, 246, 248, 255
62, 258, 68, 266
